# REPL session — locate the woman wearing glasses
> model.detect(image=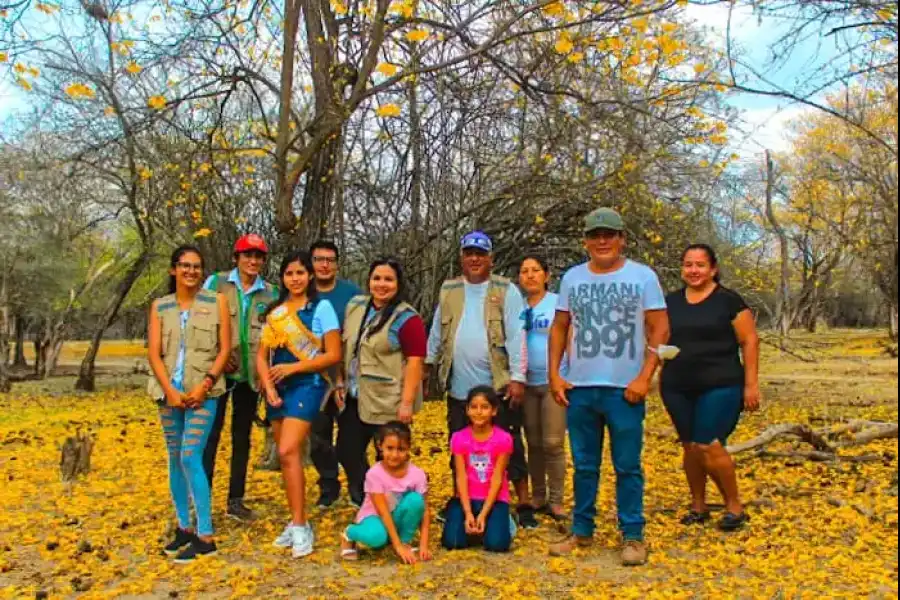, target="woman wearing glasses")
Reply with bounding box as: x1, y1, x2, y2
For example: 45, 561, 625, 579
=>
147, 245, 231, 563
518, 255, 567, 521
336, 258, 428, 508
